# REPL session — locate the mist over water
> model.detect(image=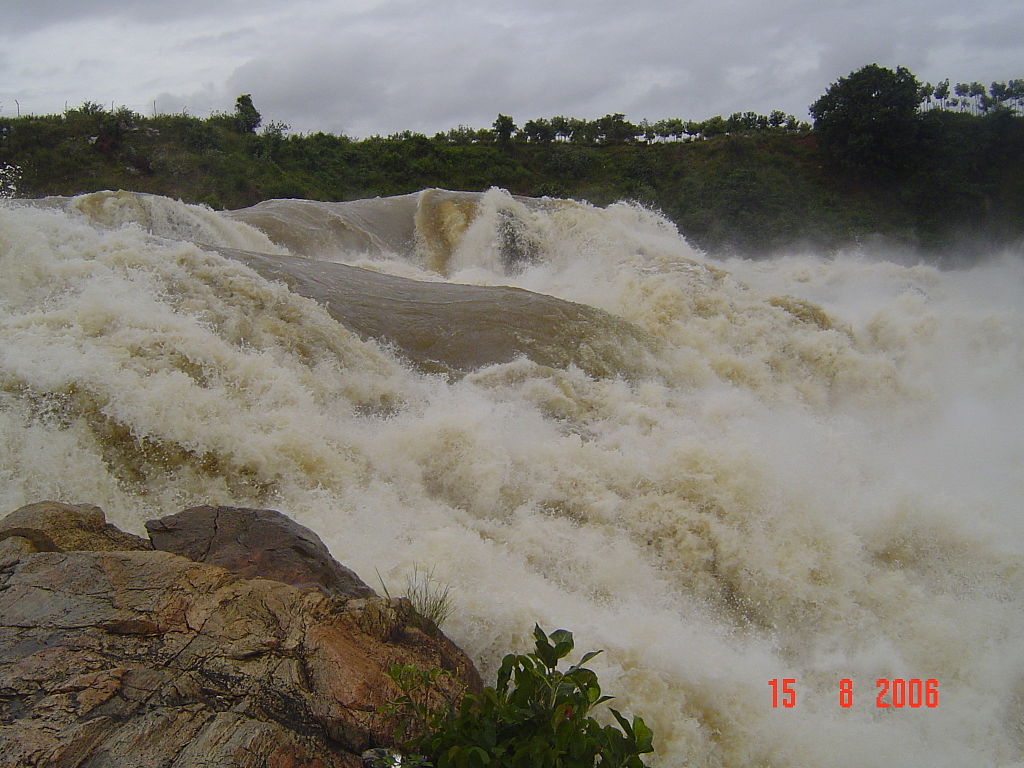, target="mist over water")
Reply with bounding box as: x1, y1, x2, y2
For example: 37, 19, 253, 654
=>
2, 189, 1022, 767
